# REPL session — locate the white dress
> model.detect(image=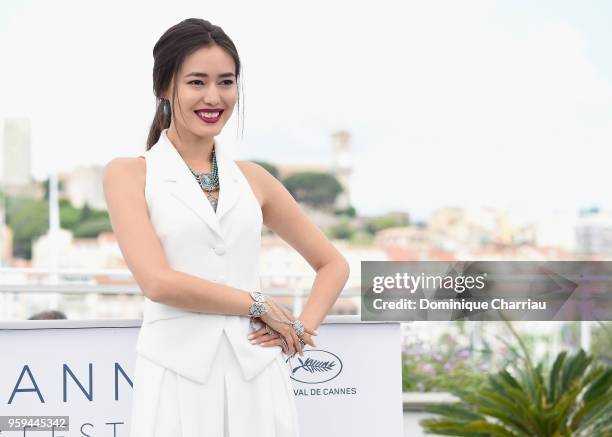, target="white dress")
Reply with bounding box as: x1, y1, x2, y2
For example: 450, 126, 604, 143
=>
129, 329, 300, 436
127, 129, 300, 436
